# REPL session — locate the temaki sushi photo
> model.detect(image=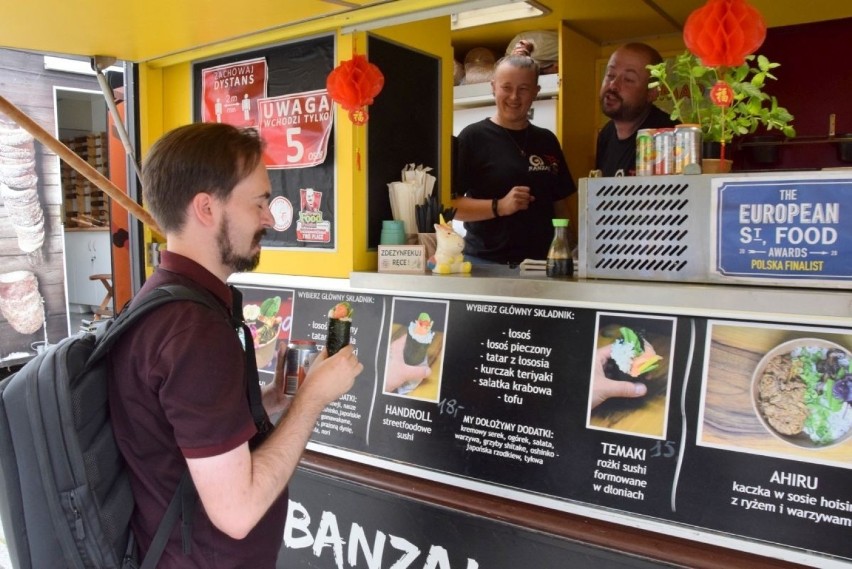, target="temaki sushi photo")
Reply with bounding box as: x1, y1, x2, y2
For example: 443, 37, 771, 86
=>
590, 315, 675, 437
326, 301, 353, 356
604, 326, 663, 381
403, 312, 435, 365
